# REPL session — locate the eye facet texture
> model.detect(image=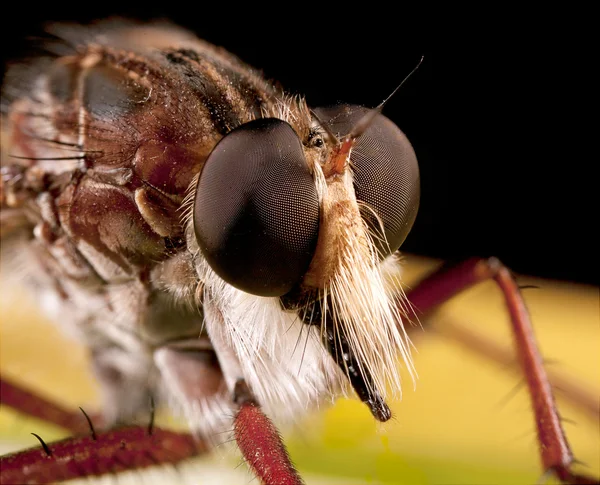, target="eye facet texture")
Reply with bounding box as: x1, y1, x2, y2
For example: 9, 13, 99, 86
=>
314, 105, 420, 257
194, 118, 319, 296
